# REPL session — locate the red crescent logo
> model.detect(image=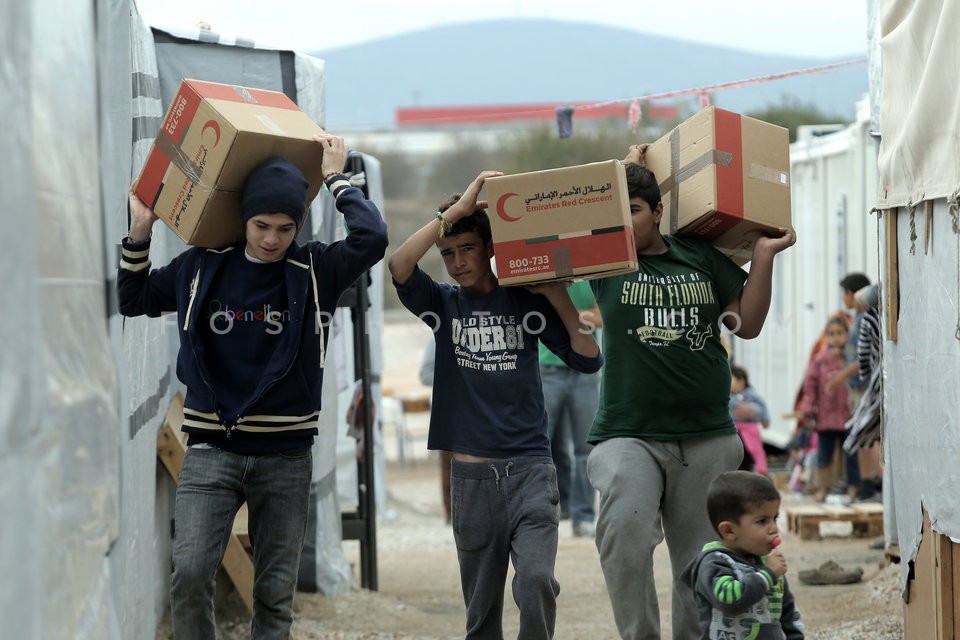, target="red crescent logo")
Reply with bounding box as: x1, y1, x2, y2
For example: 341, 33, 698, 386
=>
201, 120, 221, 148
496, 192, 522, 222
